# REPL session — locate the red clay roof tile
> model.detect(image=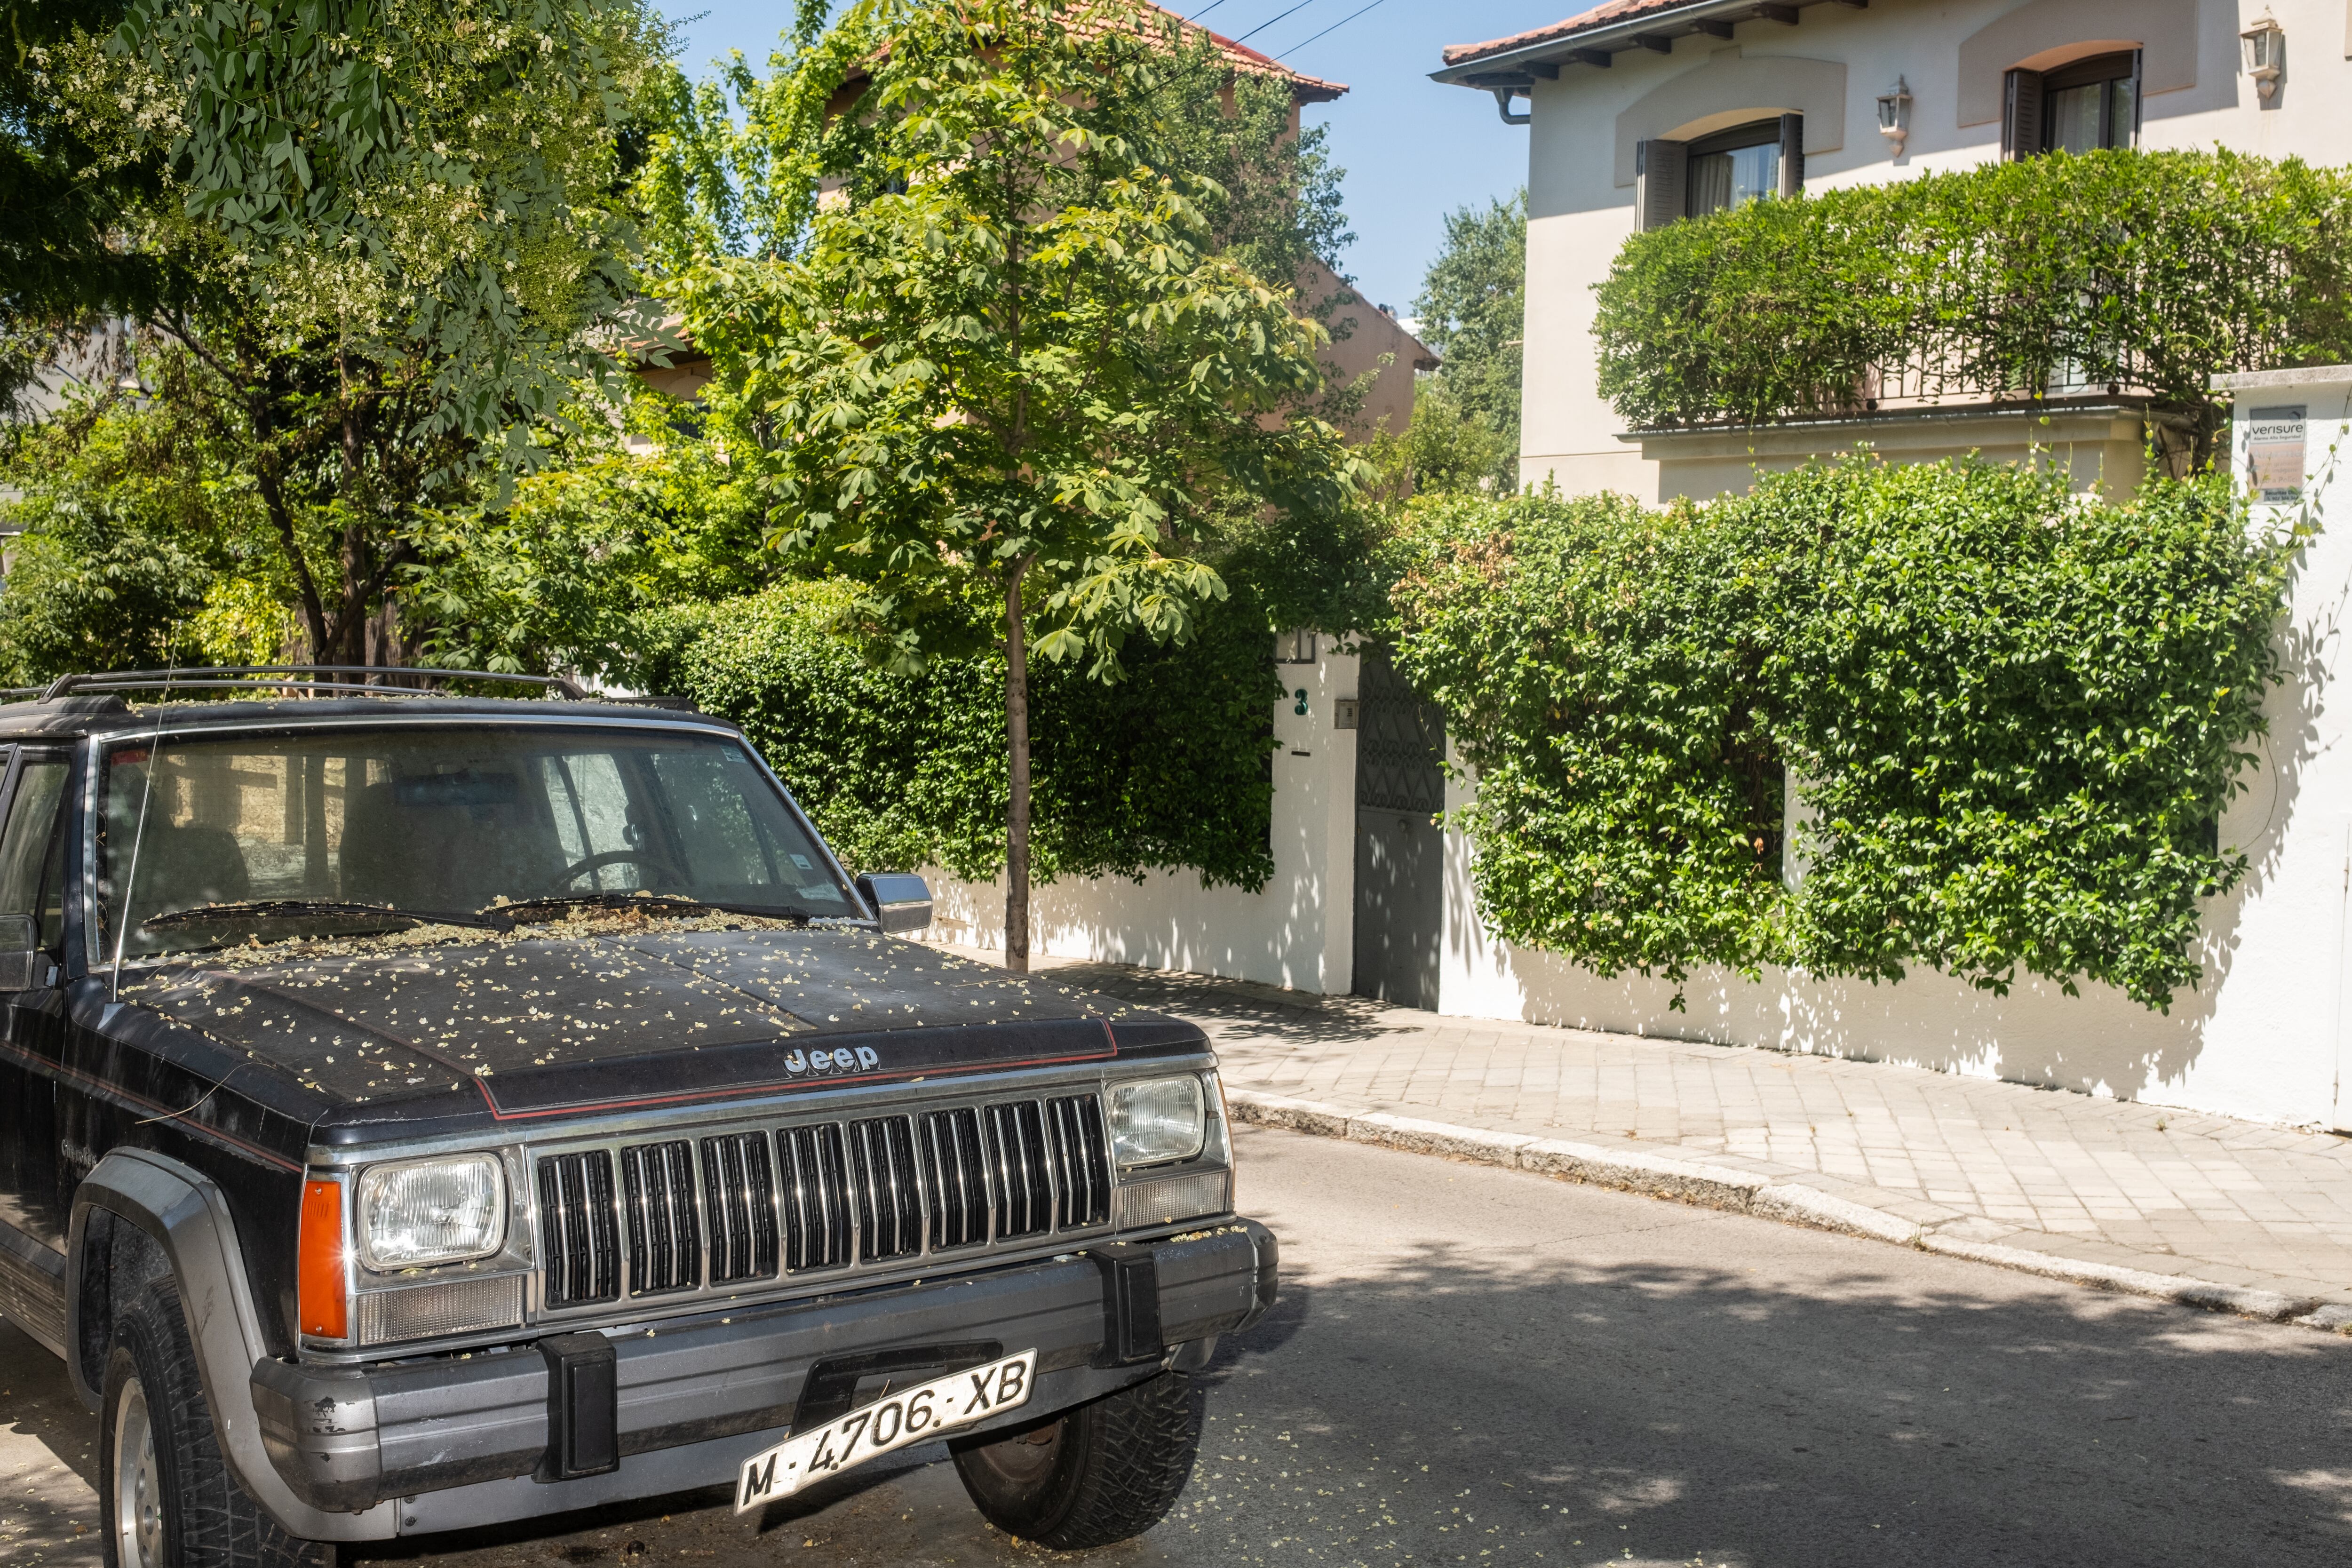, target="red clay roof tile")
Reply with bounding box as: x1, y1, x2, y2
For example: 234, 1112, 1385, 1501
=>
1442, 0, 1712, 68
